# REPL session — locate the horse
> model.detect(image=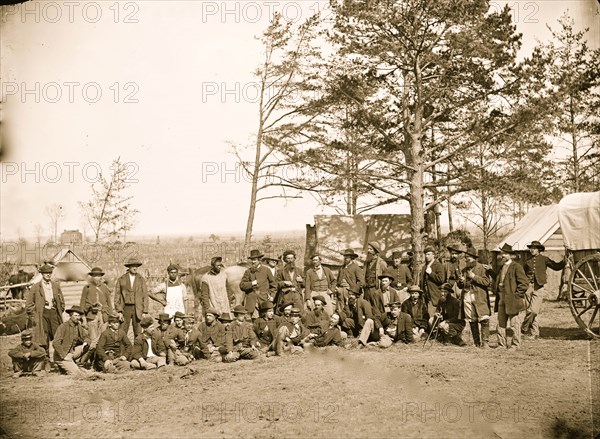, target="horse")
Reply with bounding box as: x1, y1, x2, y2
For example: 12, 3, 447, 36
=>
187, 263, 249, 316
8, 270, 34, 300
